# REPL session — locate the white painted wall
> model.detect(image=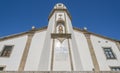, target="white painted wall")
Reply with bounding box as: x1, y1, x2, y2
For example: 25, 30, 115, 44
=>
74, 30, 94, 71
38, 13, 55, 71
65, 13, 83, 71
53, 39, 71, 71
0, 35, 28, 71
24, 30, 47, 71
91, 35, 120, 71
